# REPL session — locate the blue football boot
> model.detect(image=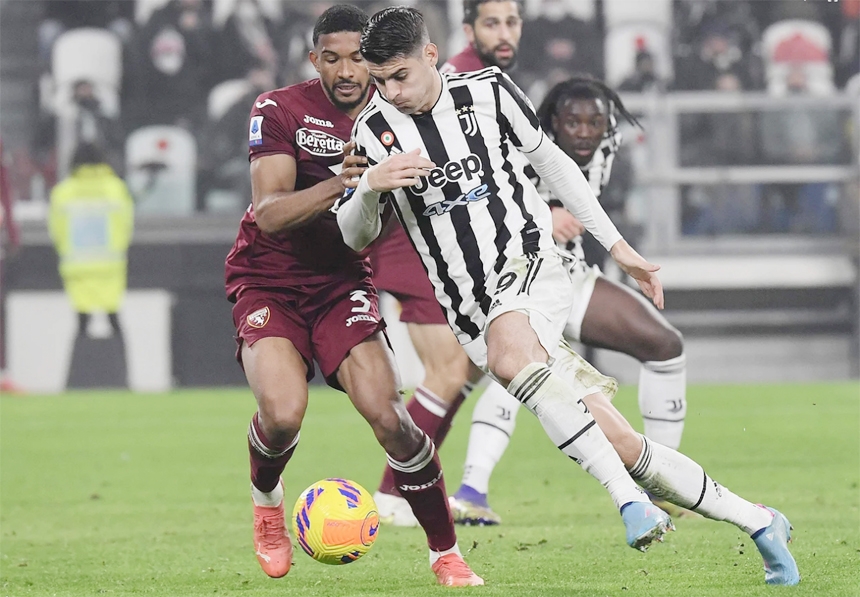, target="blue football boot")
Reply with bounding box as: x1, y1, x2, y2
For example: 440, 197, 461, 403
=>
751, 506, 801, 586
621, 501, 674, 551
